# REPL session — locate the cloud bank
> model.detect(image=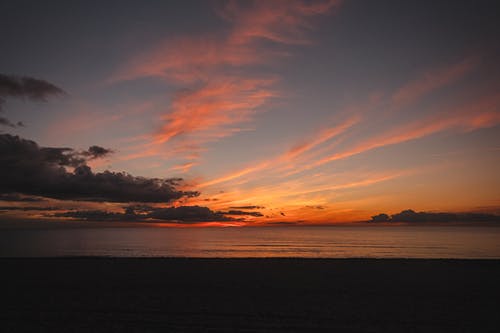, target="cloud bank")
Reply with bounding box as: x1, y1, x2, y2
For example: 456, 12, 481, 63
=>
371, 209, 500, 224
0, 193, 44, 202
0, 134, 198, 203
54, 205, 234, 223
